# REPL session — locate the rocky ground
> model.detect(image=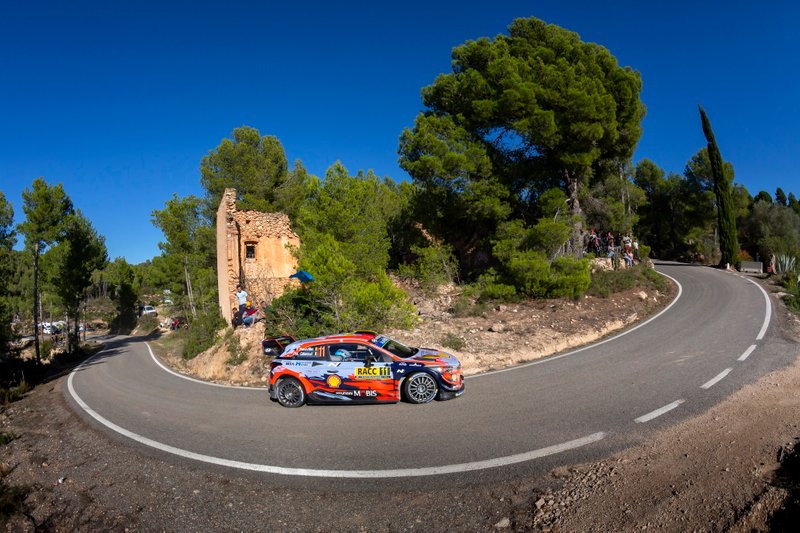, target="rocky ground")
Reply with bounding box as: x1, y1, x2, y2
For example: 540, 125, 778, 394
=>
1, 272, 798, 531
